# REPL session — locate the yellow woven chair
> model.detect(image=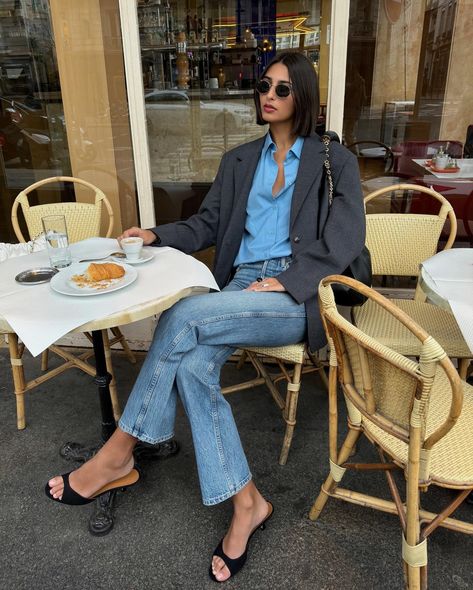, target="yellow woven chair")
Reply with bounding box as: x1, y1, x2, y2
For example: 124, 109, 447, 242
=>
222, 344, 328, 466
310, 275, 473, 589
353, 183, 471, 379
8, 176, 135, 429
